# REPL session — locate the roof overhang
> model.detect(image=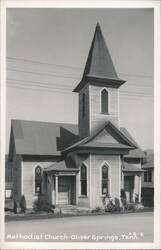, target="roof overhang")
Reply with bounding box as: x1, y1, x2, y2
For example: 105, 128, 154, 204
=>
73, 75, 126, 92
